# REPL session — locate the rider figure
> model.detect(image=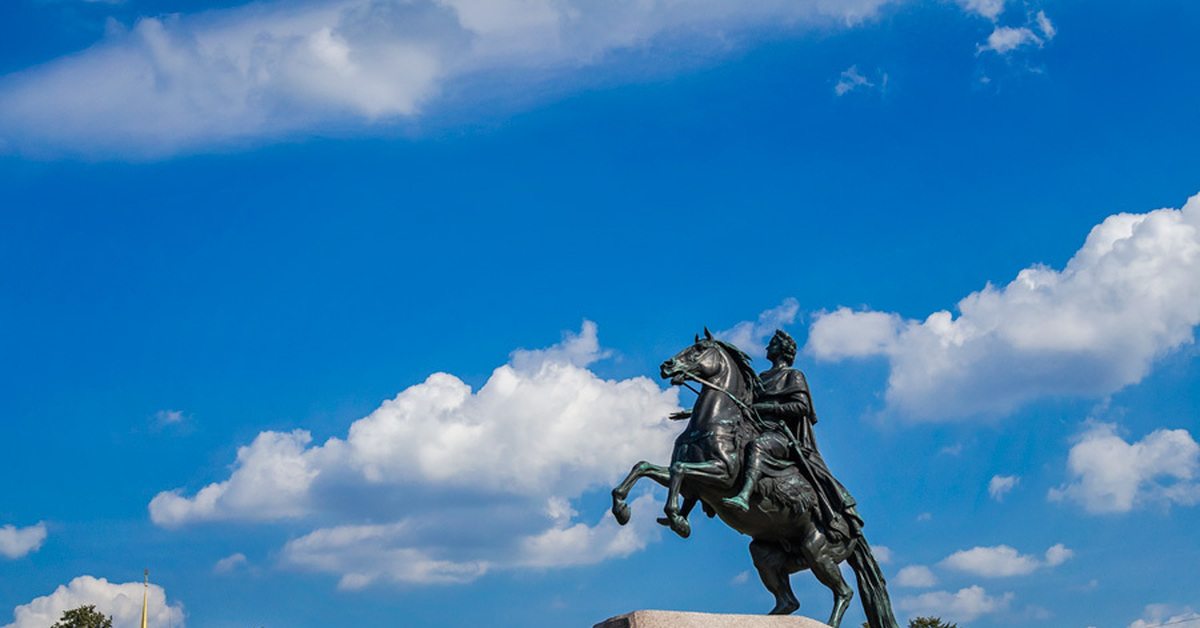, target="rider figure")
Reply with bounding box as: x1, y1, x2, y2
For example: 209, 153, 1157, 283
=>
722, 329, 863, 542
